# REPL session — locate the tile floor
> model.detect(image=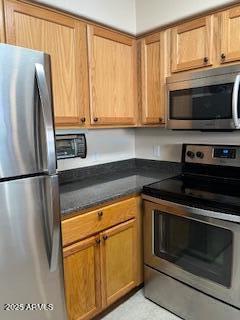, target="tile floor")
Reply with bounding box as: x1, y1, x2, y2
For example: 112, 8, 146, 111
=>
102, 289, 181, 320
